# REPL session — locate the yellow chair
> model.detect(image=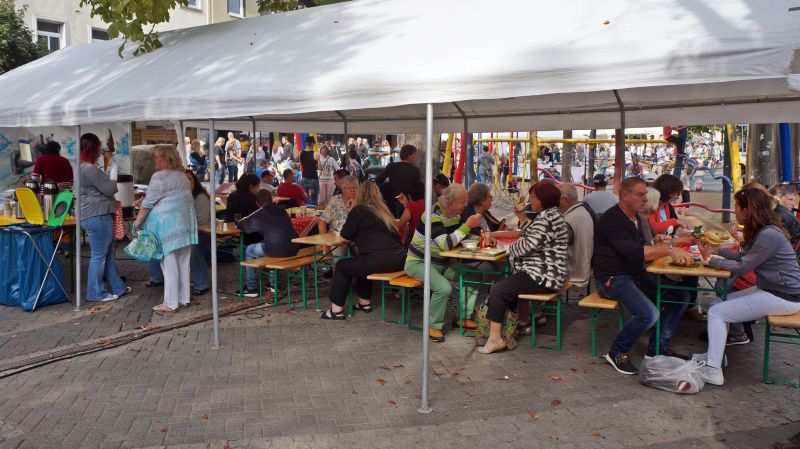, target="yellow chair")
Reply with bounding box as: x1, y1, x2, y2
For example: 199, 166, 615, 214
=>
15, 187, 44, 224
